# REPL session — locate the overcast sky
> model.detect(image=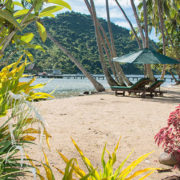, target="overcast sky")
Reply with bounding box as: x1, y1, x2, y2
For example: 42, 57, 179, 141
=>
61, 0, 158, 42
